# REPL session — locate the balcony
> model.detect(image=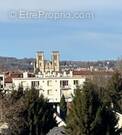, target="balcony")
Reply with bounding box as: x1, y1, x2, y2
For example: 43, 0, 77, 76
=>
60, 85, 71, 90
